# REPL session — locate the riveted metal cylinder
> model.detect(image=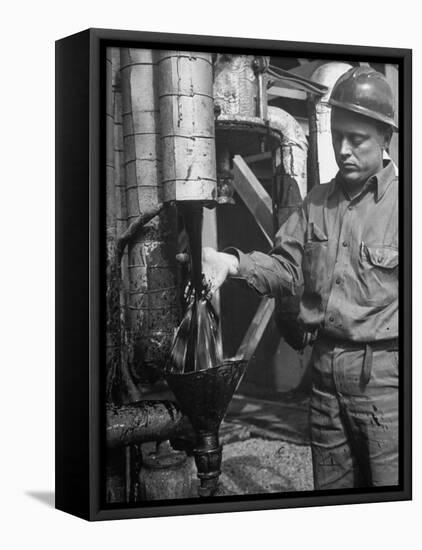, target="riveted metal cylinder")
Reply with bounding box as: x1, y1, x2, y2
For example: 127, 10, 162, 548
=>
157, 51, 217, 204
120, 48, 180, 384
214, 54, 259, 117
